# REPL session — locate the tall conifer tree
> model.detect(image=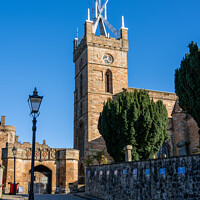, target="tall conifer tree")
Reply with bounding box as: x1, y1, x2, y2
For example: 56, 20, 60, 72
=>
98, 90, 169, 162
175, 42, 200, 136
